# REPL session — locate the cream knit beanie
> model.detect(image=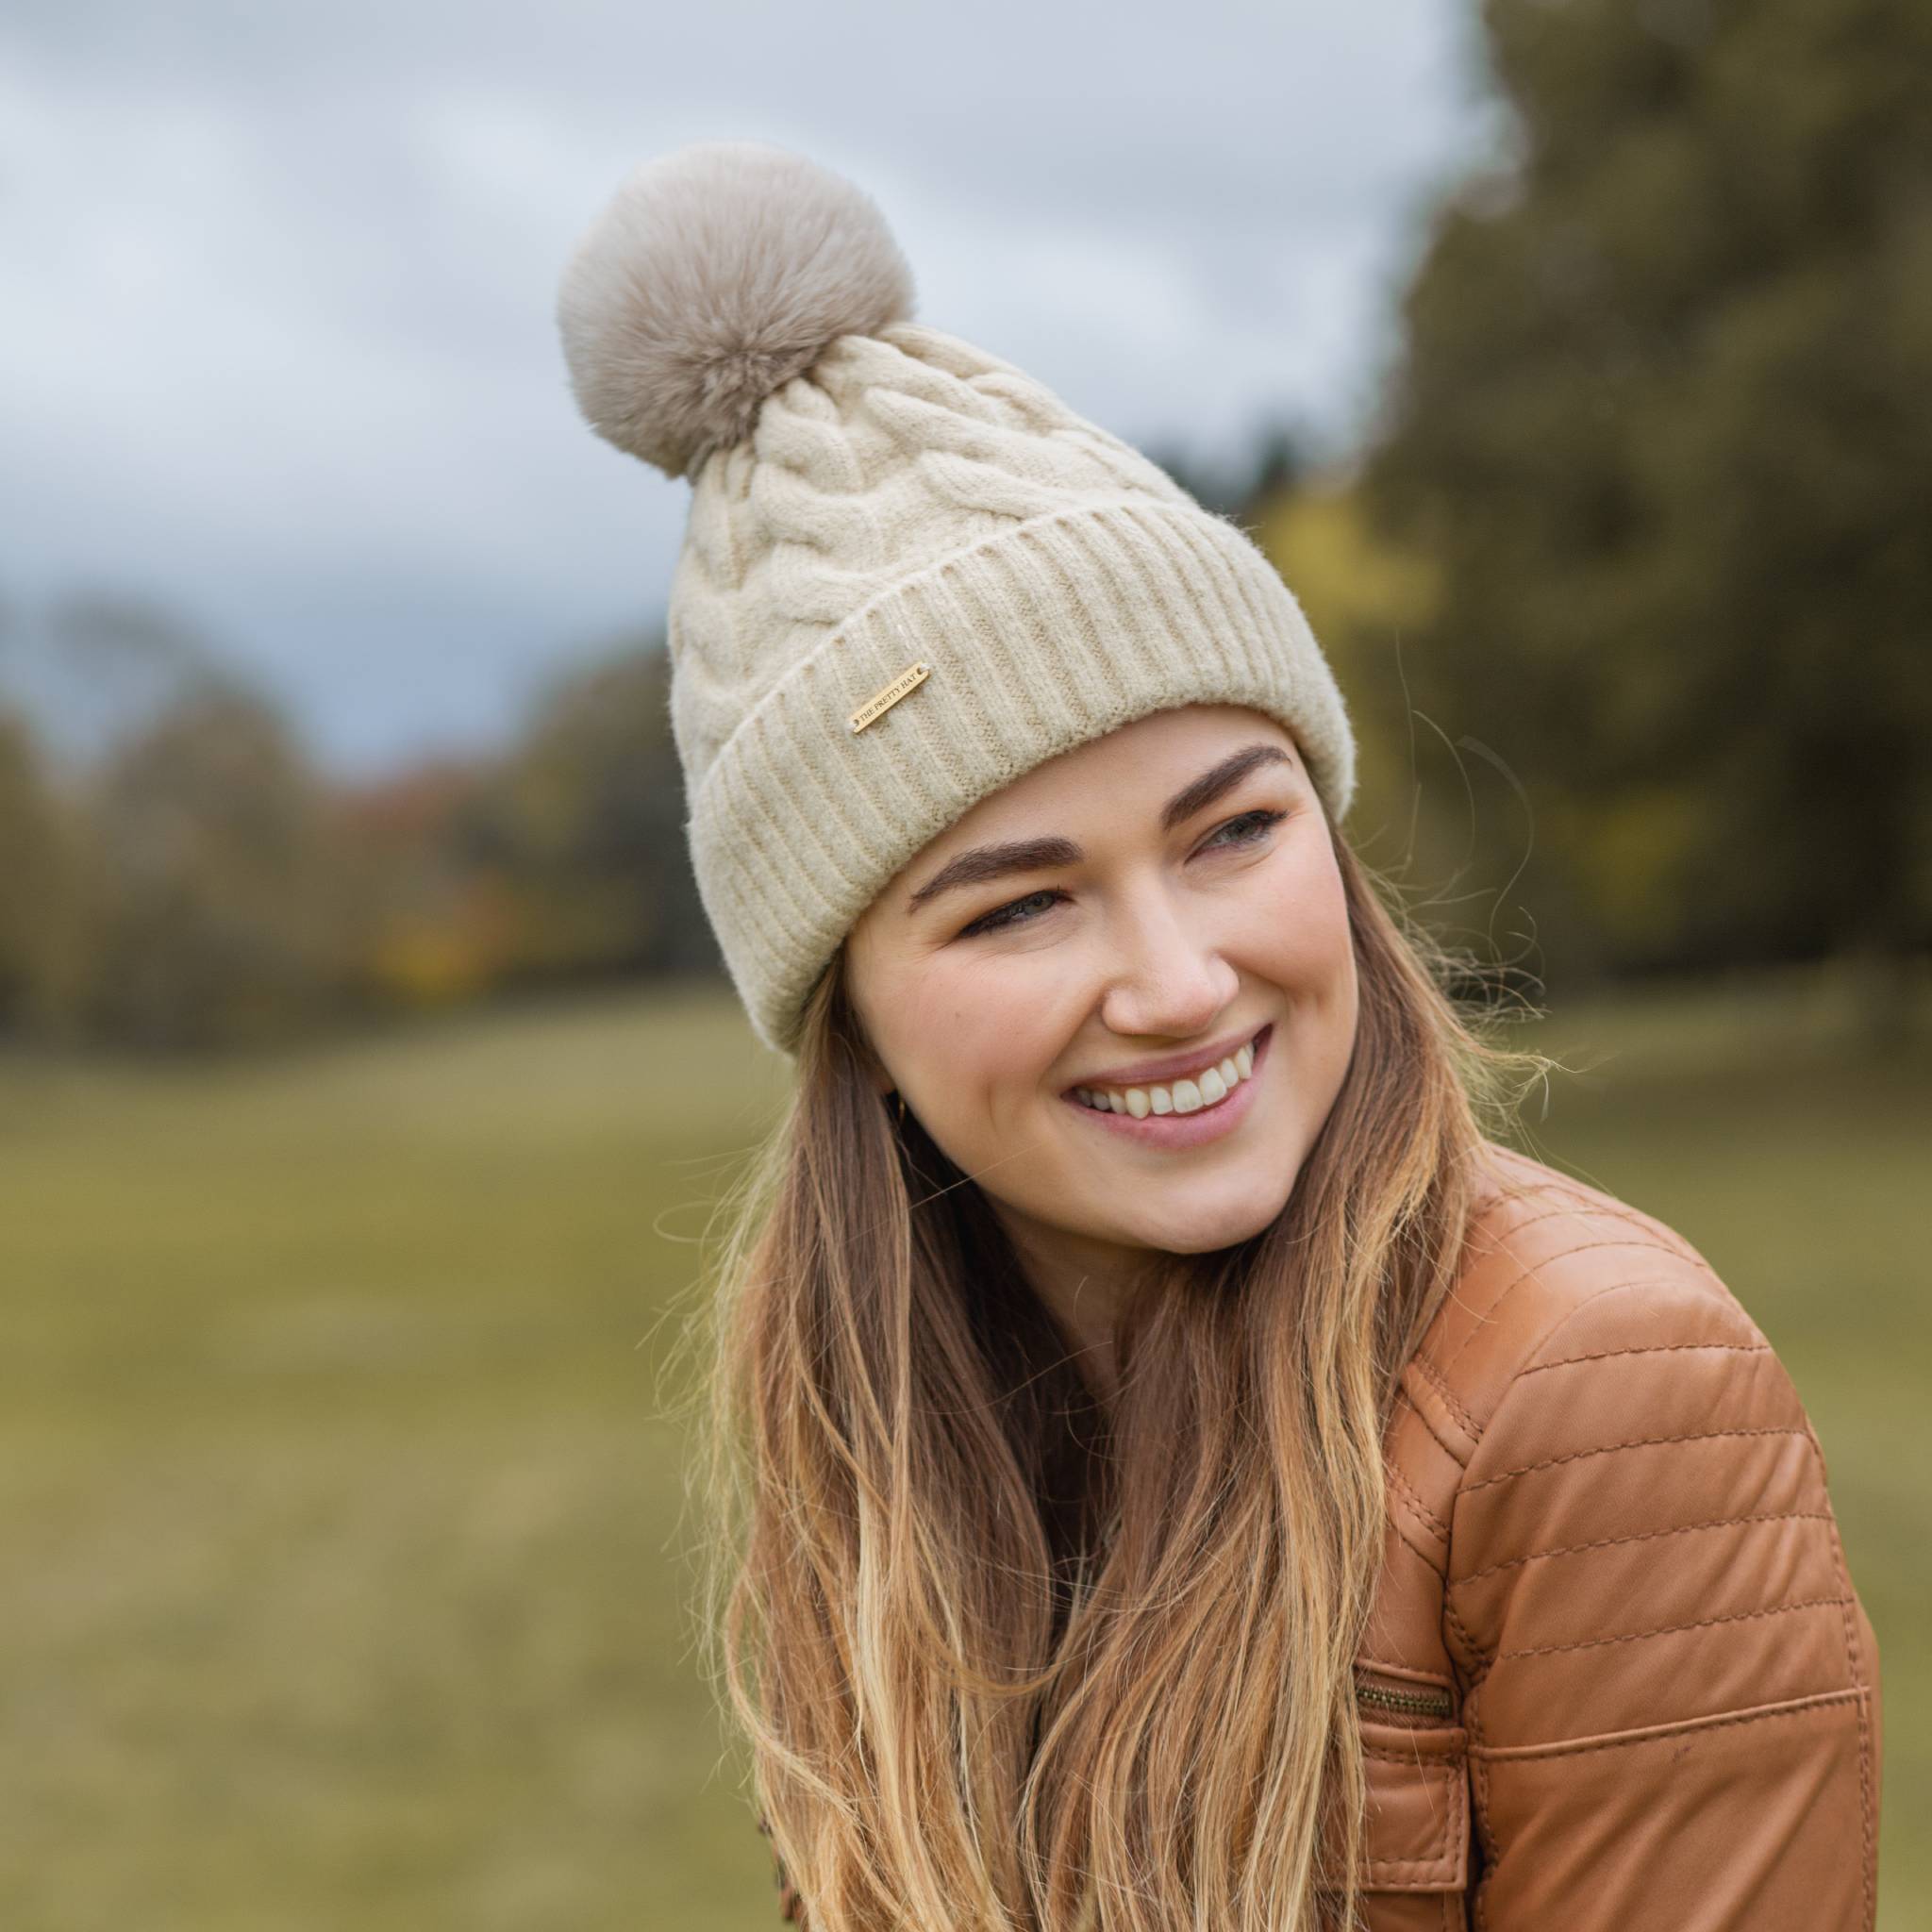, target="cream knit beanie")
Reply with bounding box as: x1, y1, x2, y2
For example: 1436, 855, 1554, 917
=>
558, 141, 1357, 1057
